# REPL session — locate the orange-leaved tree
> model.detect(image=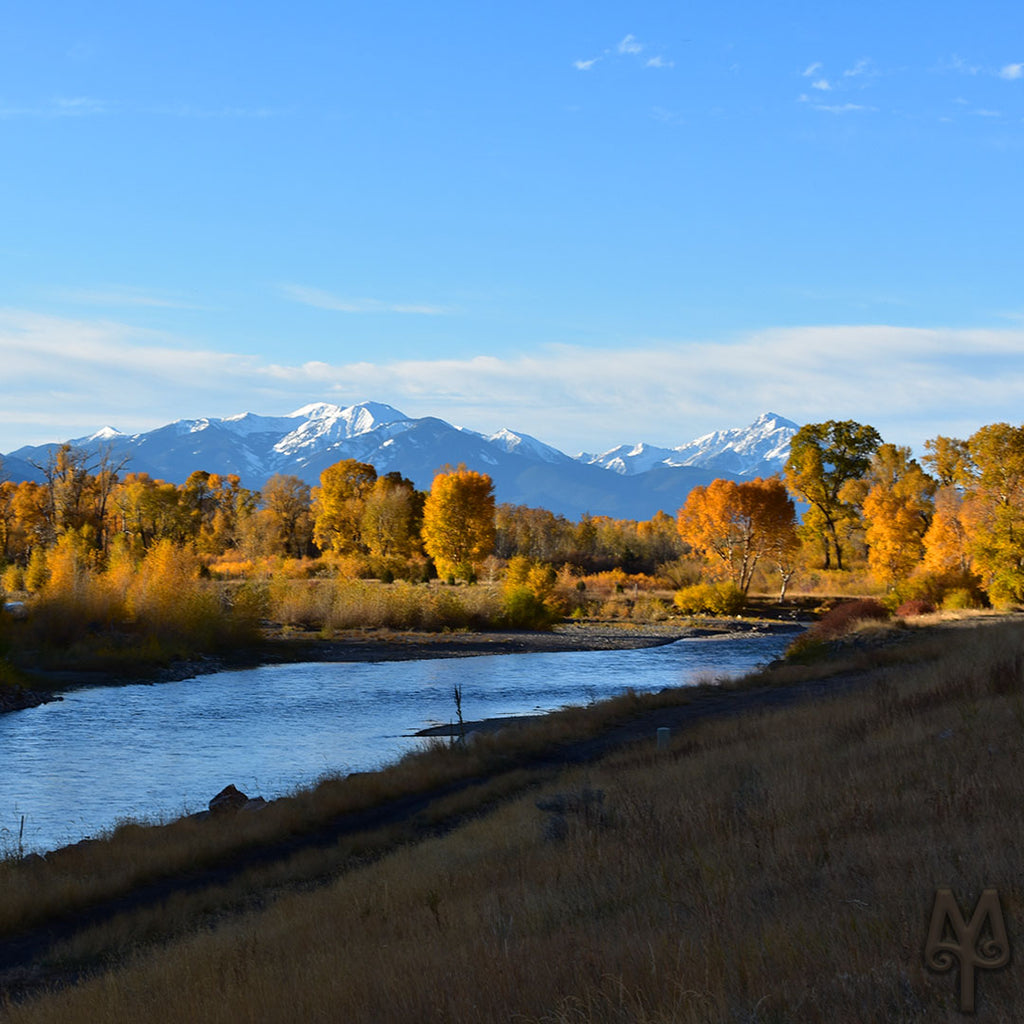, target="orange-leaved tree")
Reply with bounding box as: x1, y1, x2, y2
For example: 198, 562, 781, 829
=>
421, 466, 496, 582
676, 476, 797, 594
